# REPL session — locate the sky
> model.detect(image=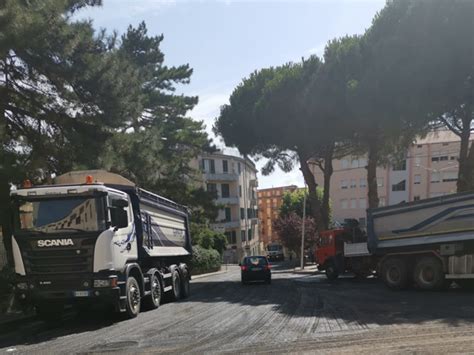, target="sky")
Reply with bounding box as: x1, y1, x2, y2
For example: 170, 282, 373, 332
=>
77, 0, 386, 188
